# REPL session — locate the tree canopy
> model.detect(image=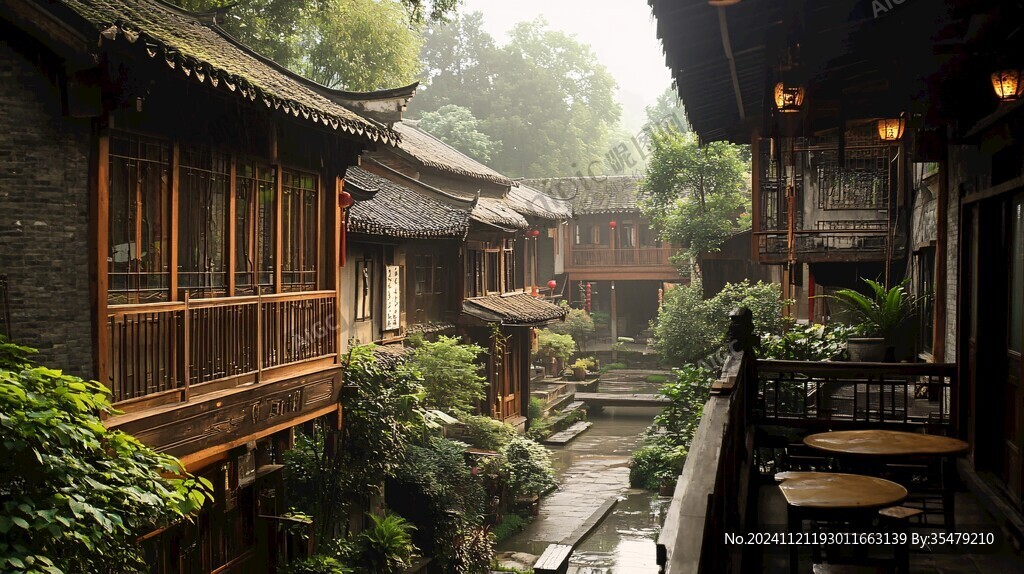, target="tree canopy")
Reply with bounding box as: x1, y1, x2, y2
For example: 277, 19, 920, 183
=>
0, 338, 209, 574
418, 105, 497, 163
411, 14, 621, 177
174, 0, 427, 91
640, 129, 751, 263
